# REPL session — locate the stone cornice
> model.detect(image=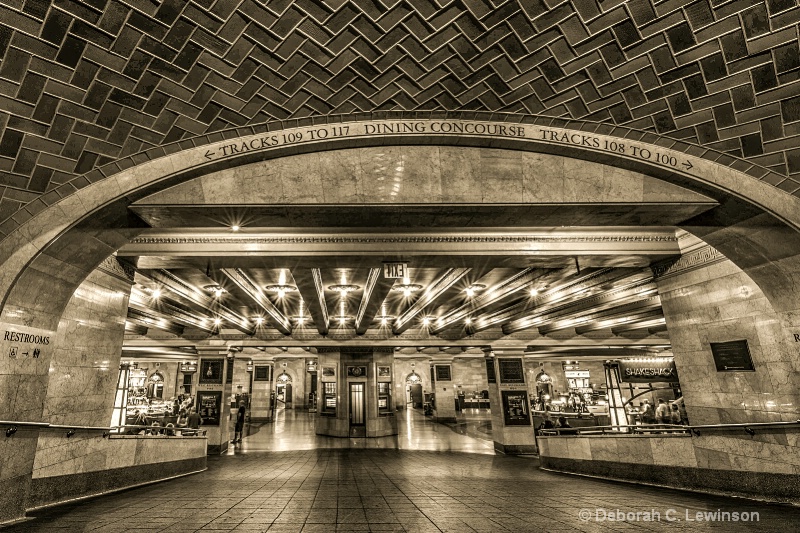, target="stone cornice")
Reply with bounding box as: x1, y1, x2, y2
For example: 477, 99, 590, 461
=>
651, 245, 726, 280
97, 256, 136, 284
129, 234, 678, 245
